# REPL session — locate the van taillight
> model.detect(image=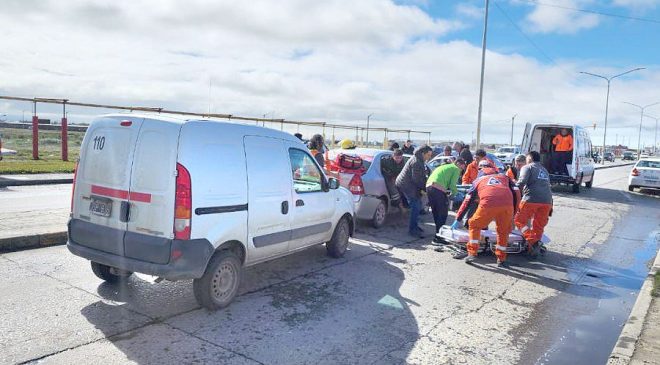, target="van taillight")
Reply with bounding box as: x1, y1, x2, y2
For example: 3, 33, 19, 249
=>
174, 163, 192, 240
348, 174, 364, 195
631, 168, 640, 176
70, 161, 79, 214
